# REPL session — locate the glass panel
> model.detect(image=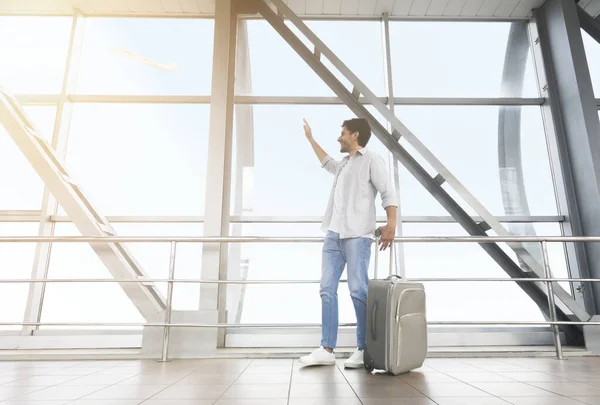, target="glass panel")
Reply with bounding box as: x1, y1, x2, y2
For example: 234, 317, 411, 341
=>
111, 223, 204, 311
0, 223, 38, 330
239, 104, 556, 218
229, 222, 554, 325
232, 105, 395, 217
582, 30, 600, 97
389, 22, 538, 97
76, 18, 214, 95
0, 106, 57, 210
62, 104, 210, 215
41, 224, 144, 330
245, 21, 384, 96
393, 105, 557, 216
41, 223, 203, 330
0, 17, 71, 94
228, 223, 385, 325
401, 223, 554, 323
